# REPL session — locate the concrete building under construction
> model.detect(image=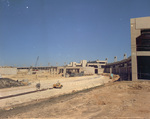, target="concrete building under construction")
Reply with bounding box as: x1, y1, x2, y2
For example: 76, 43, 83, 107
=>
67, 60, 107, 75
131, 16, 150, 81
104, 16, 150, 81
0, 59, 107, 77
